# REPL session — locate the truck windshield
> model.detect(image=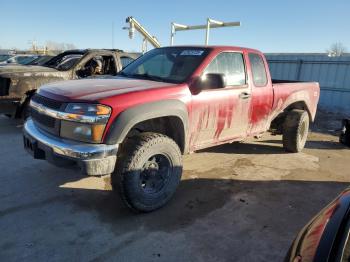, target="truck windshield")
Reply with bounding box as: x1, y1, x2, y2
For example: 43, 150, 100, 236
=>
120, 47, 210, 83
